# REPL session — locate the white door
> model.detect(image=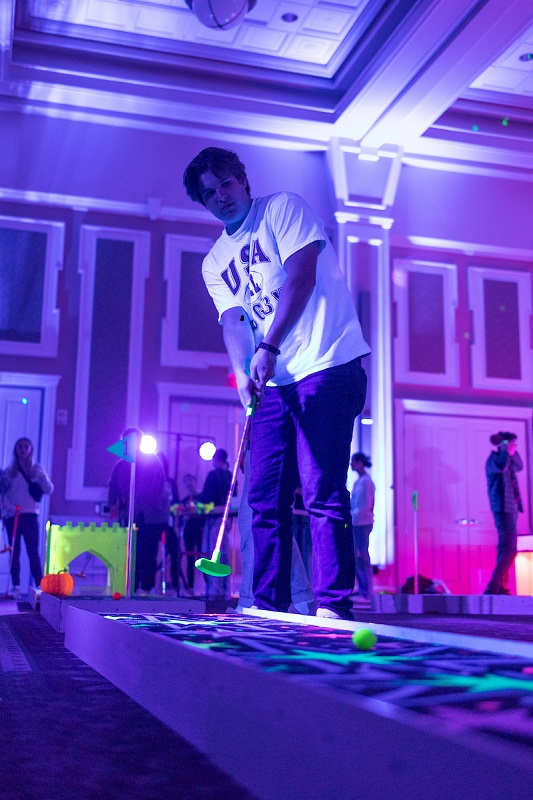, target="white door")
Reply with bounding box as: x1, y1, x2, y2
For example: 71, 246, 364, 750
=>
396, 402, 531, 595
165, 399, 242, 499
0, 385, 45, 593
